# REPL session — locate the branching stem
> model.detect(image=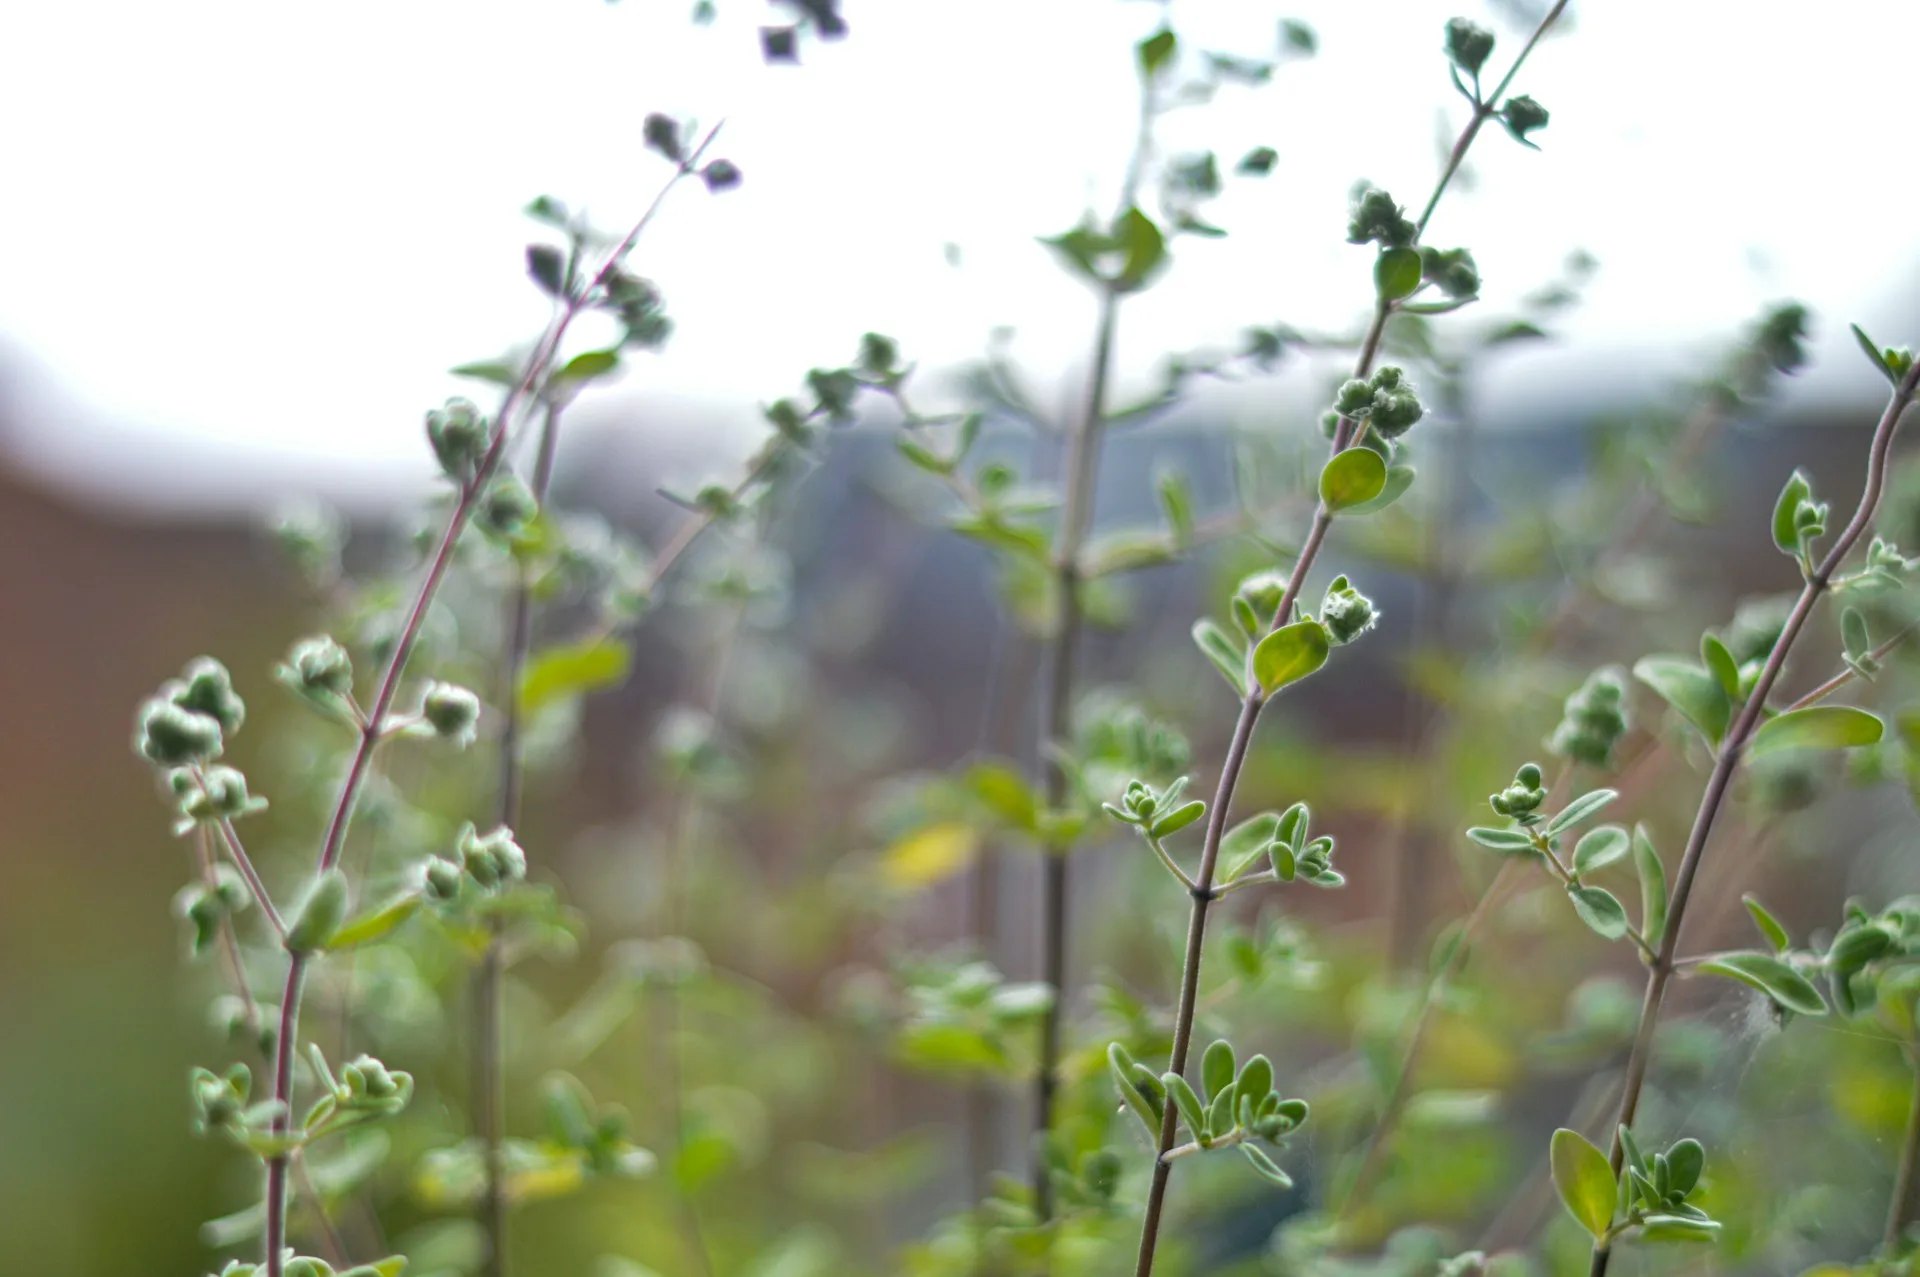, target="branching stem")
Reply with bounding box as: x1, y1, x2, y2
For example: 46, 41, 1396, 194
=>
259, 132, 718, 1277
1588, 362, 1920, 1277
